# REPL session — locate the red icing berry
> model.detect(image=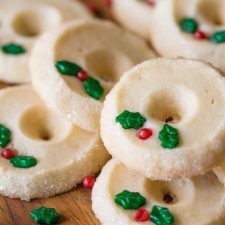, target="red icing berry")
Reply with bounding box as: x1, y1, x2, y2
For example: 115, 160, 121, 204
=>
137, 128, 153, 140
135, 208, 149, 222
77, 70, 89, 82
1, 148, 16, 159
103, 0, 112, 7
86, 1, 98, 13
194, 30, 207, 40
83, 176, 95, 189
145, 0, 155, 7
